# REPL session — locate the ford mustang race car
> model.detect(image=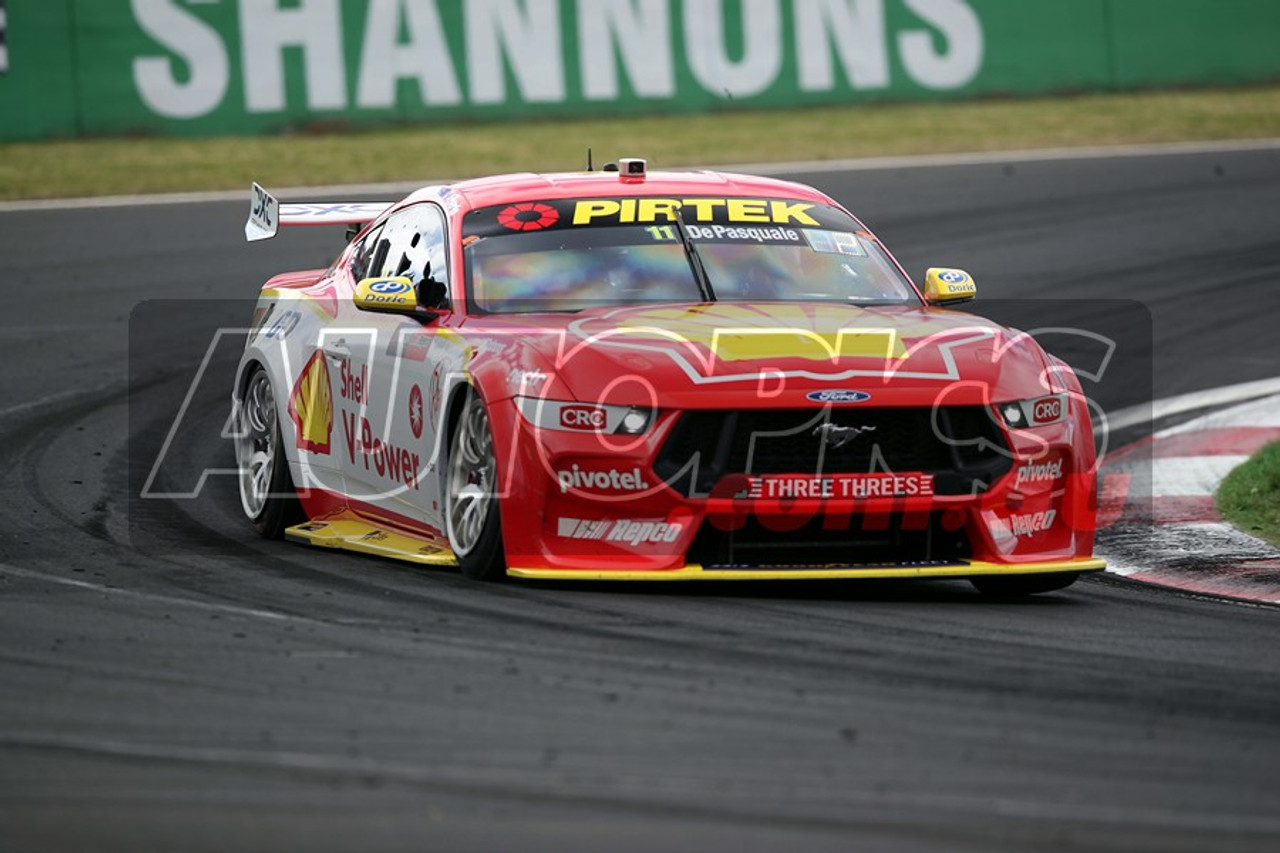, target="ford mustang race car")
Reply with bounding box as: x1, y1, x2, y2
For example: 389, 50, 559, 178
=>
233, 159, 1104, 593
